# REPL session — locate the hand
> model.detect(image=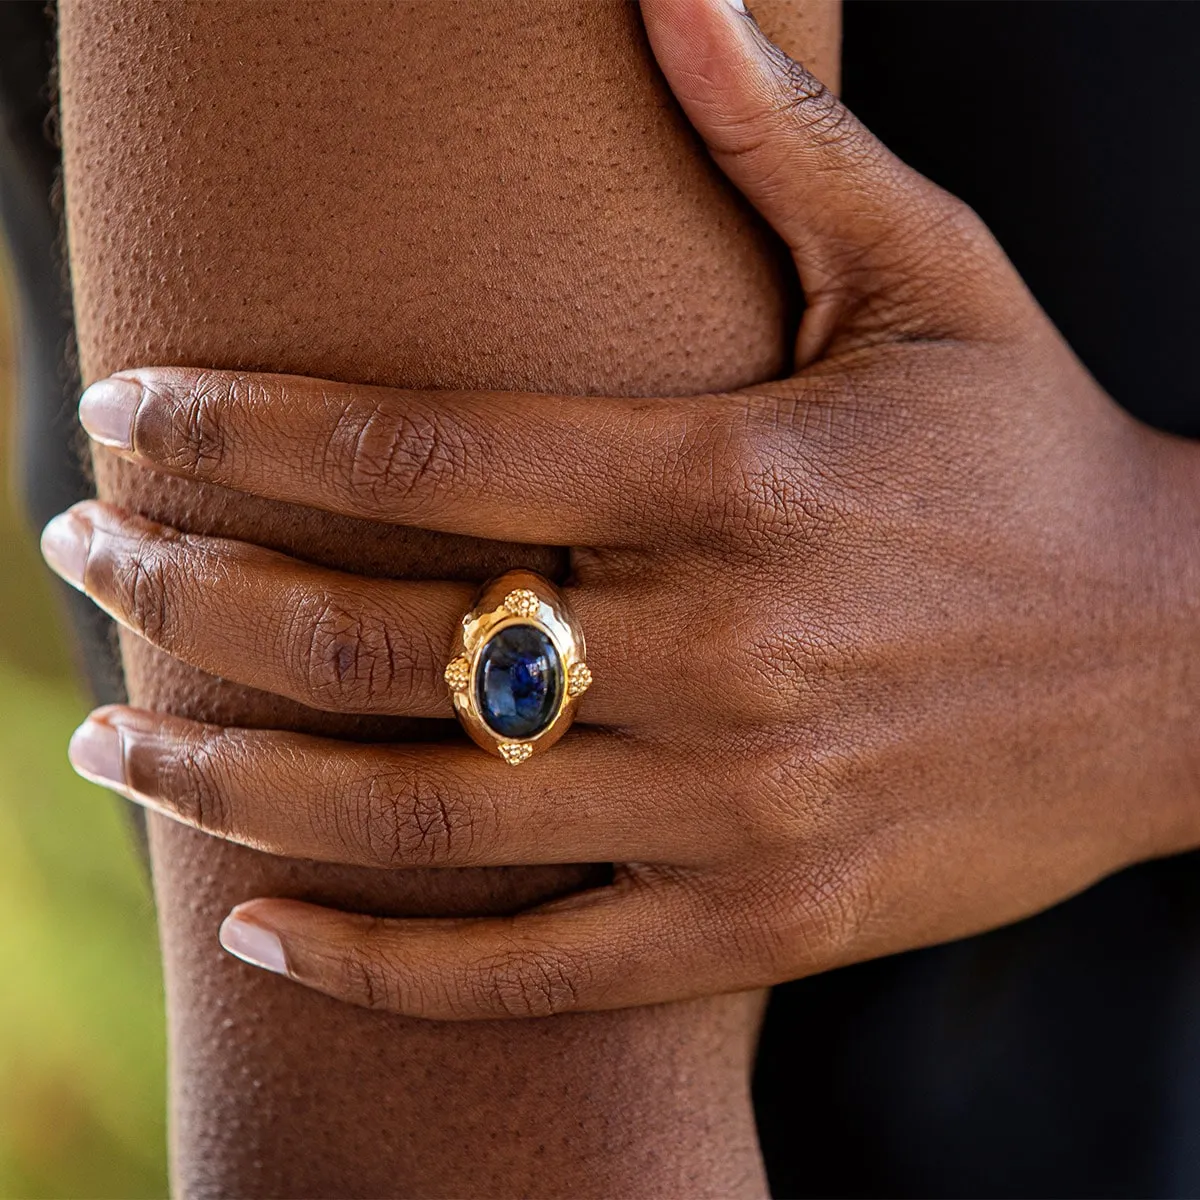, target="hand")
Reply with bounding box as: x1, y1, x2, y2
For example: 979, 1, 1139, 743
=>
46, 0, 1200, 1019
